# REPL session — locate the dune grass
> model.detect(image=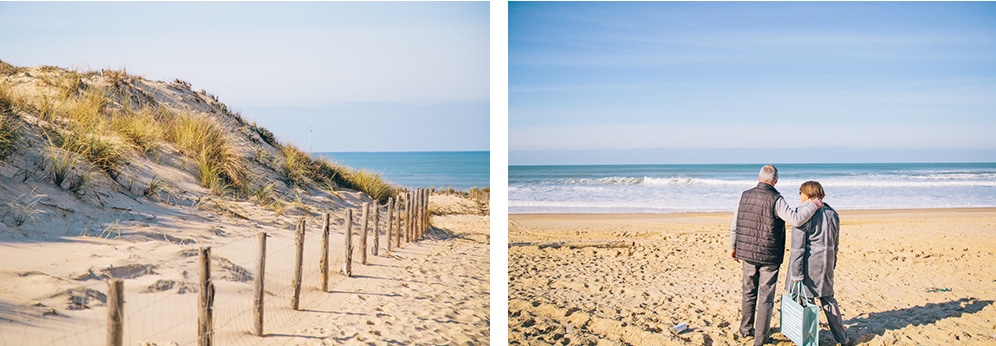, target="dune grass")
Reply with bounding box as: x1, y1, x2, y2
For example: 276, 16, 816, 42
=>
23, 81, 134, 176
164, 111, 245, 193
23, 67, 244, 194
281, 144, 311, 188
347, 169, 395, 202
0, 60, 20, 76
0, 114, 19, 162
112, 105, 163, 153
42, 135, 94, 193
2, 188, 43, 227
277, 146, 396, 202
55, 130, 130, 176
